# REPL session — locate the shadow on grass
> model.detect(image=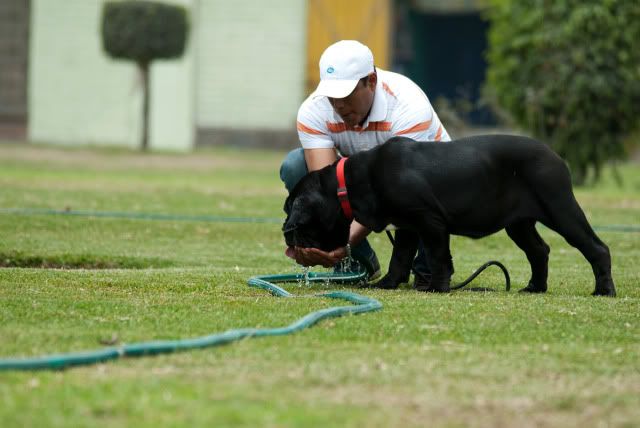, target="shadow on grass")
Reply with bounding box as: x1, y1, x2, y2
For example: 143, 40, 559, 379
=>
0, 252, 176, 269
